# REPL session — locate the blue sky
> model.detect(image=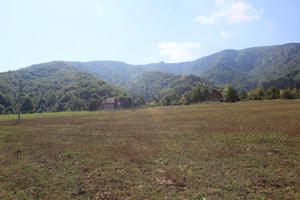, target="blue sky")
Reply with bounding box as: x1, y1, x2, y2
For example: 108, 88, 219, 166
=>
0, 0, 300, 72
